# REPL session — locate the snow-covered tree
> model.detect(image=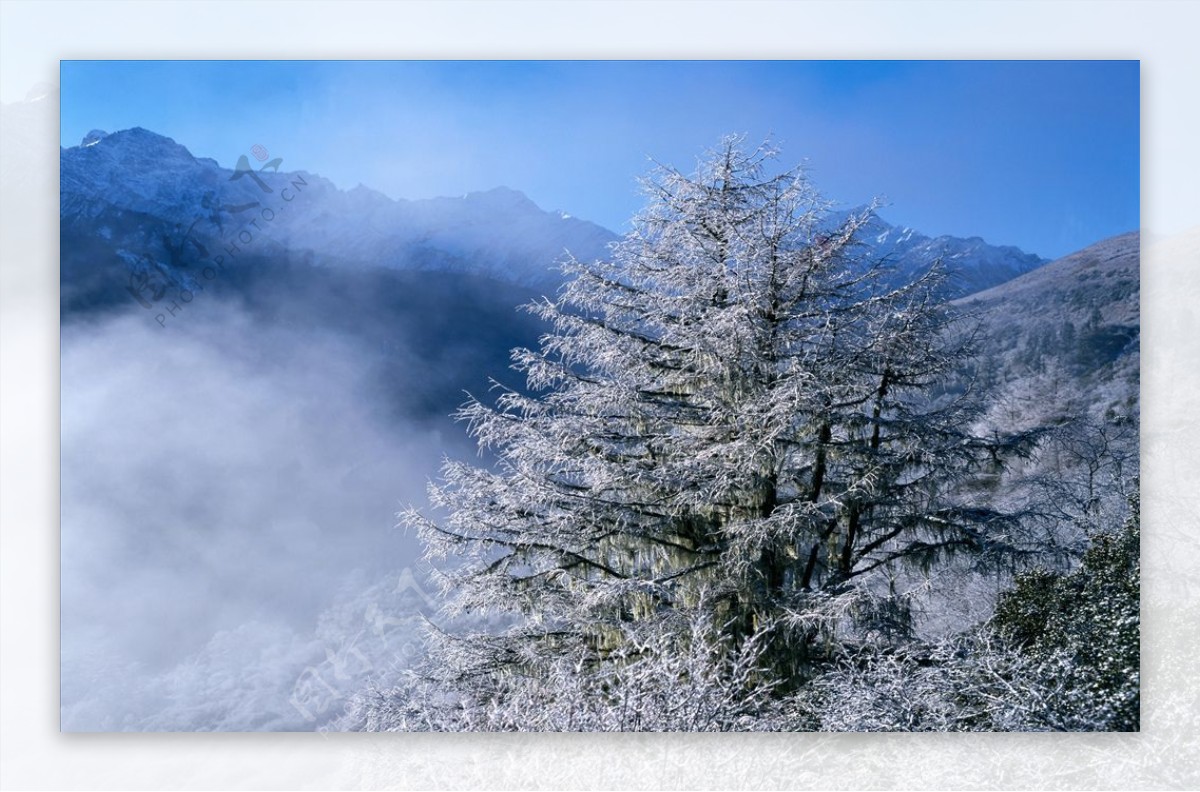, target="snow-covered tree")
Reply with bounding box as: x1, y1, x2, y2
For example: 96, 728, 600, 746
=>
809, 487, 1139, 732
989, 487, 1140, 730
807, 628, 1088, 731
352, 600, 800, 731
397, 137, 1041, 728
